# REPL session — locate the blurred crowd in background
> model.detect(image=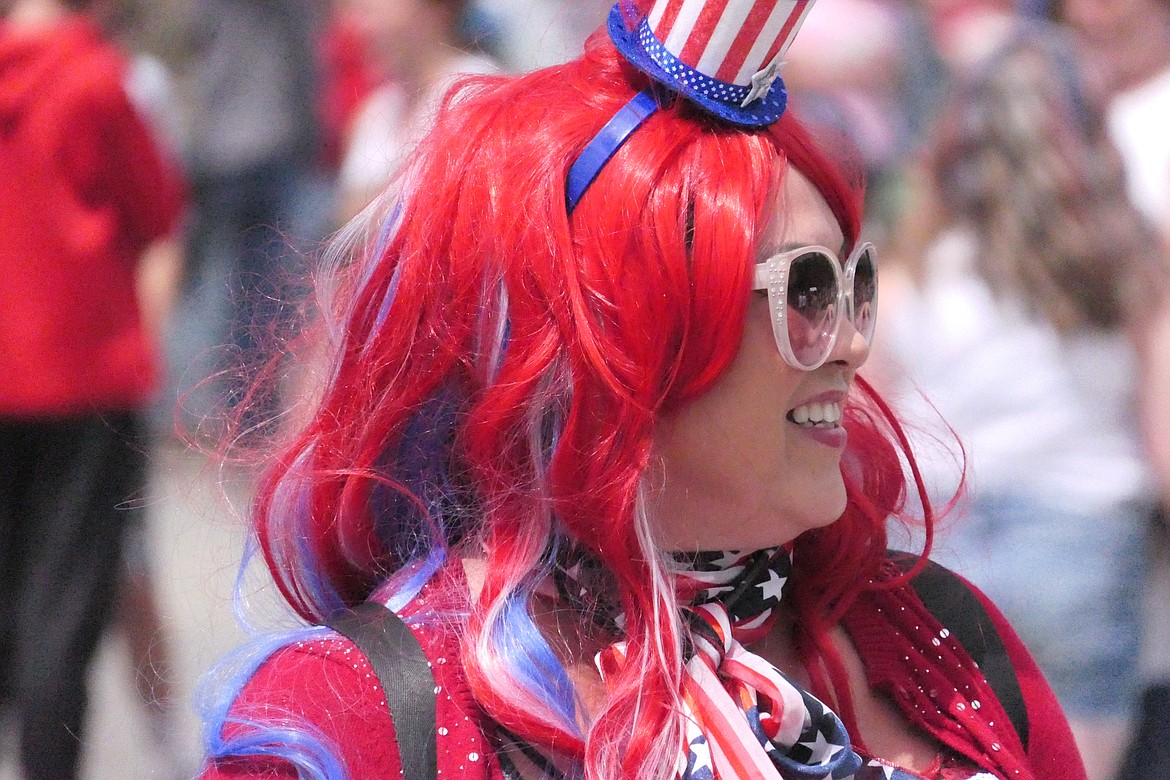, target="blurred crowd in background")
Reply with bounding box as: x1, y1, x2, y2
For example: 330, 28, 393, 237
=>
2, 0, 1169, 778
